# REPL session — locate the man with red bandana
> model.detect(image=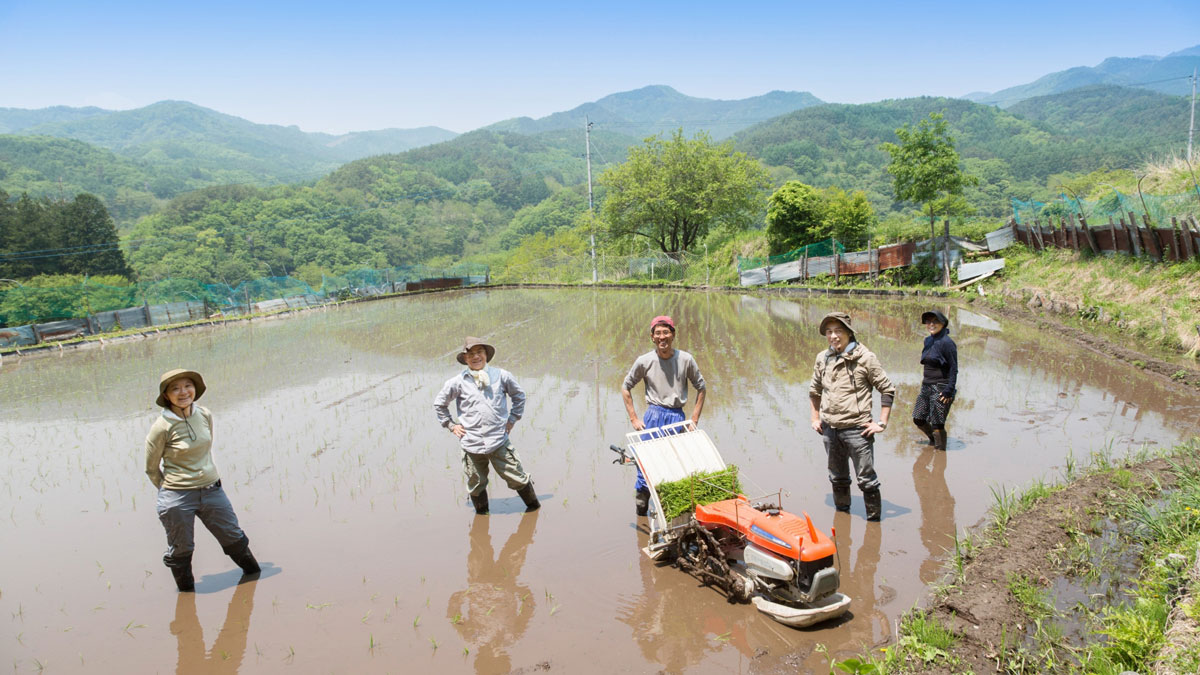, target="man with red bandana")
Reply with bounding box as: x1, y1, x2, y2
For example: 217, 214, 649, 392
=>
621, 315, 707, 516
